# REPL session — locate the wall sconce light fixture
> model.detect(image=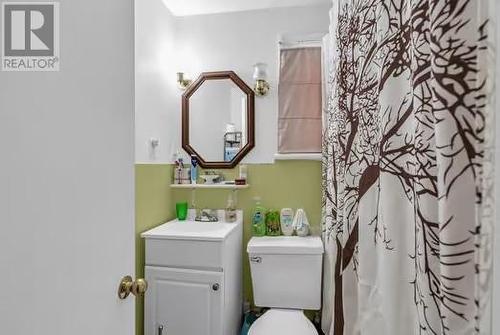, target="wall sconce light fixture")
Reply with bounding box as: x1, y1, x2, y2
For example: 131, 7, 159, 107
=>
253, 63, 270, 96
177, 72, 192, 90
